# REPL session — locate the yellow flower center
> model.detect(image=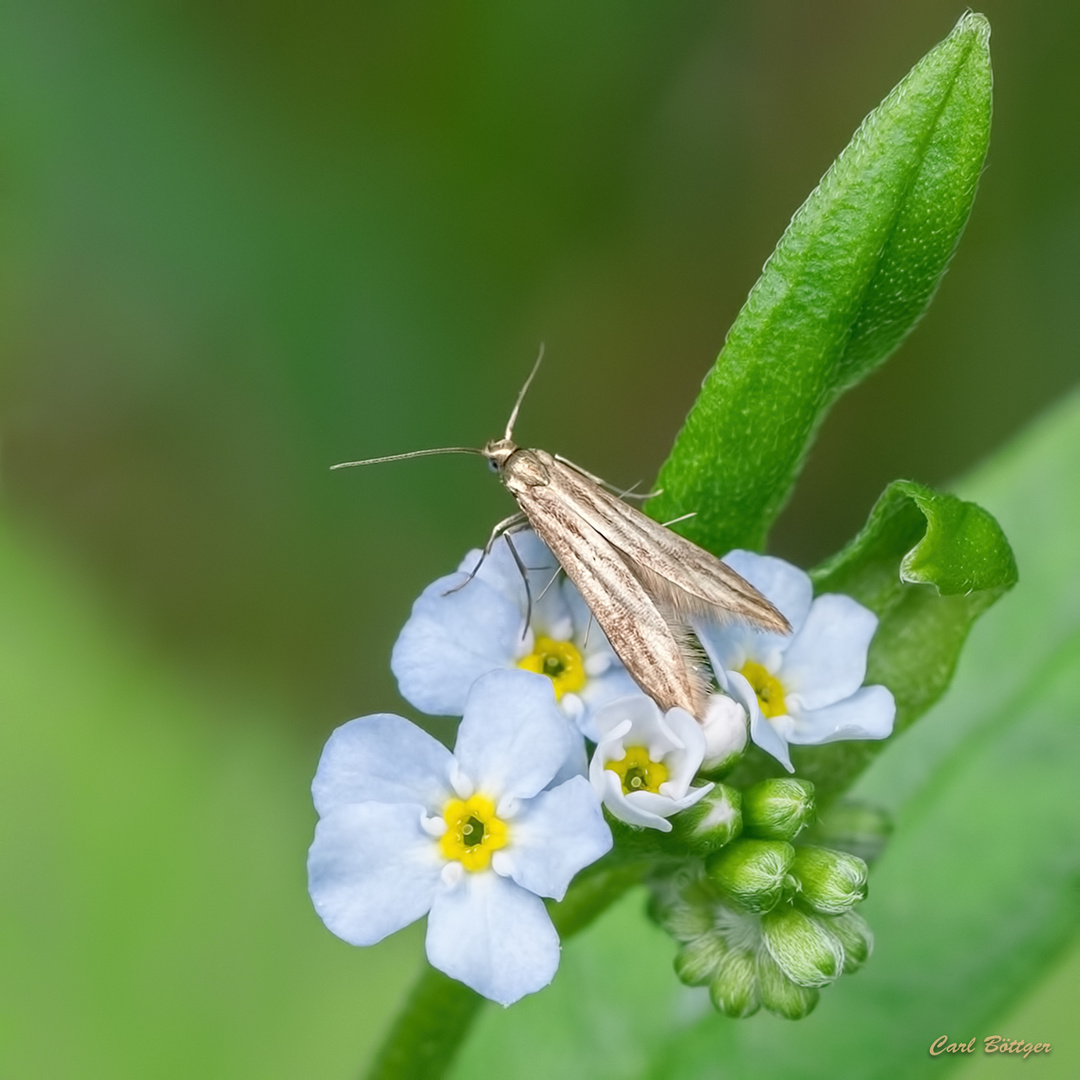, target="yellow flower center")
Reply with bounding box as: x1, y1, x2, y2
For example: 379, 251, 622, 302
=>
518, 636, 586, 700
438, 794, 509, 872
740, 660, 788, 719
606, 746, 670, 795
